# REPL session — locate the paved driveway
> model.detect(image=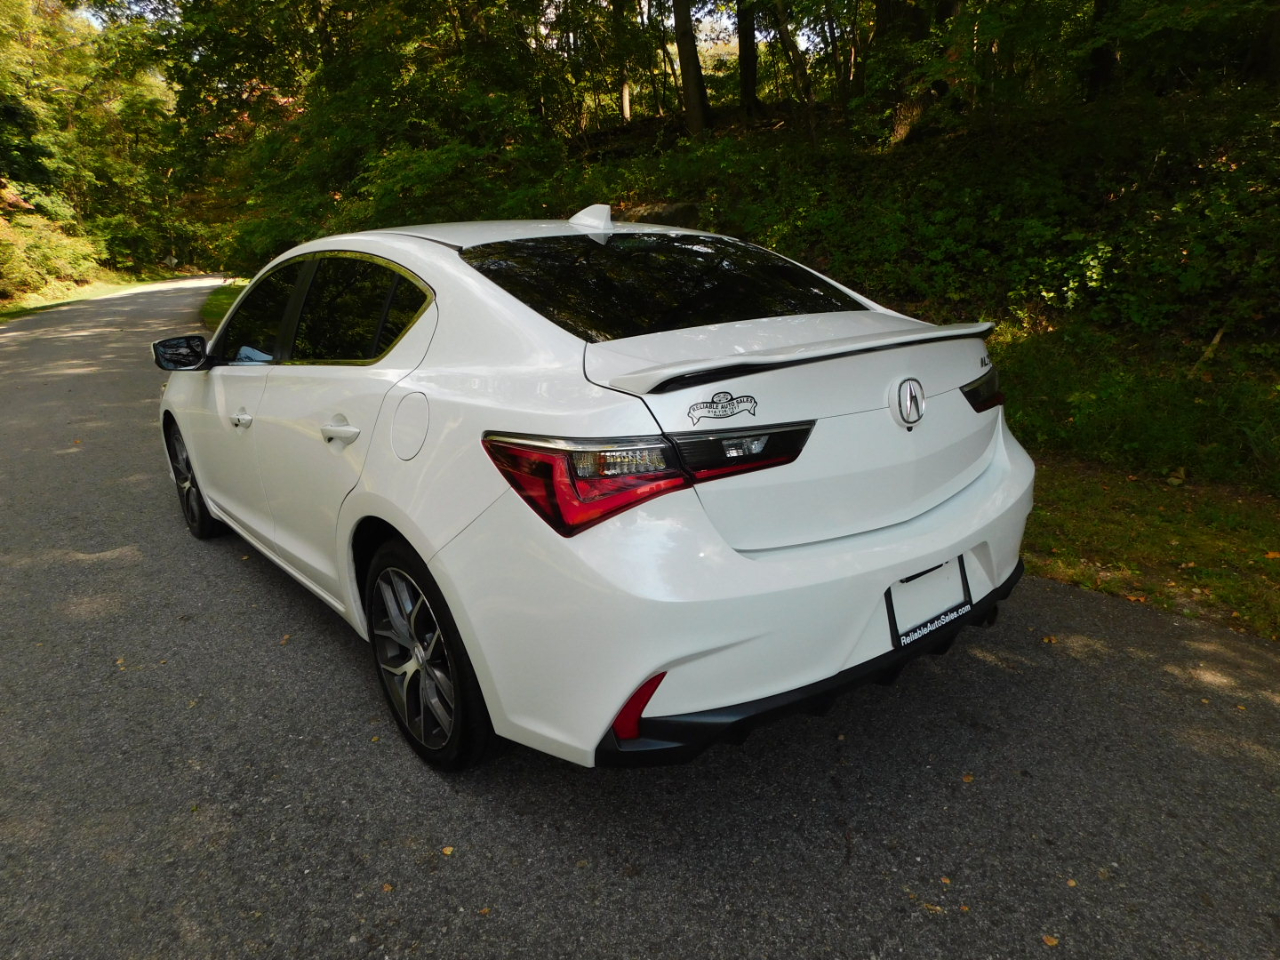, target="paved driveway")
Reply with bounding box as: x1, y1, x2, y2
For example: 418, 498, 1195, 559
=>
1, 280, 1277, 959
